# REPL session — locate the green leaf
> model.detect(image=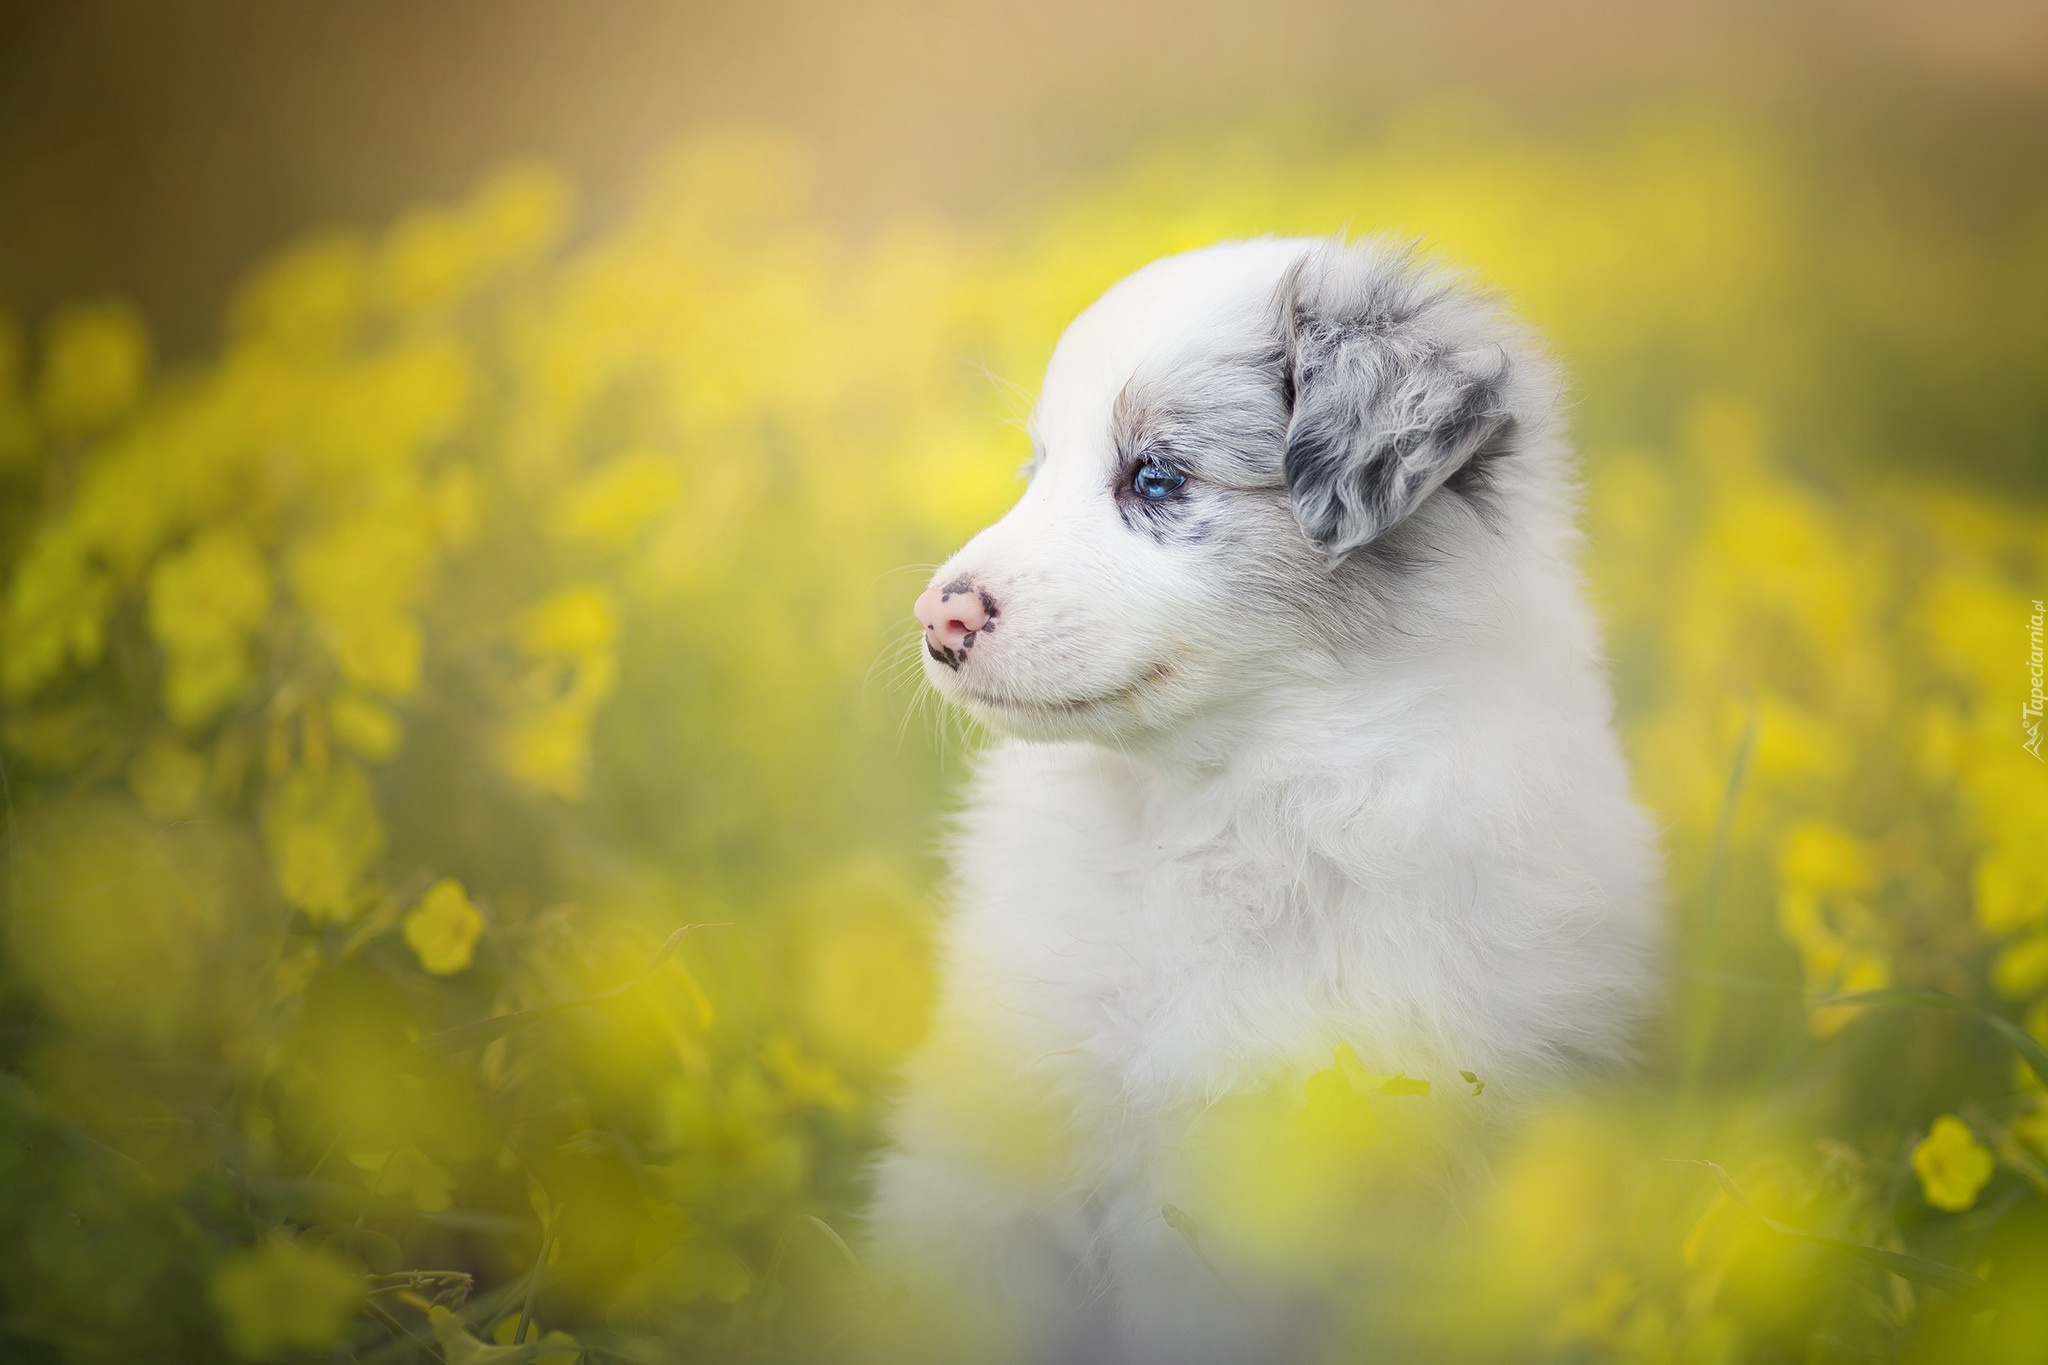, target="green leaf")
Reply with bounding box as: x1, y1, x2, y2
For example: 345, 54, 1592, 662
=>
1161, 1202, 1200, 1250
